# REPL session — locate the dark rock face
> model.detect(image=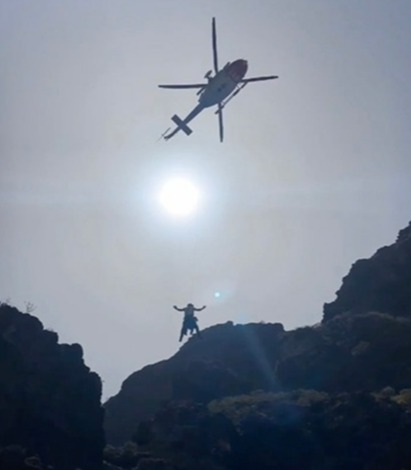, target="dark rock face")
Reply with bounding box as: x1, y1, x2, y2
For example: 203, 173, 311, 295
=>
106, 314, 411, 445
0, 304, 105, 469
323, 221, 411, 321
105, 221, 411, 451
128, 391, 411, 470
276, 312, 411, 392
104, 322, 285, 445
